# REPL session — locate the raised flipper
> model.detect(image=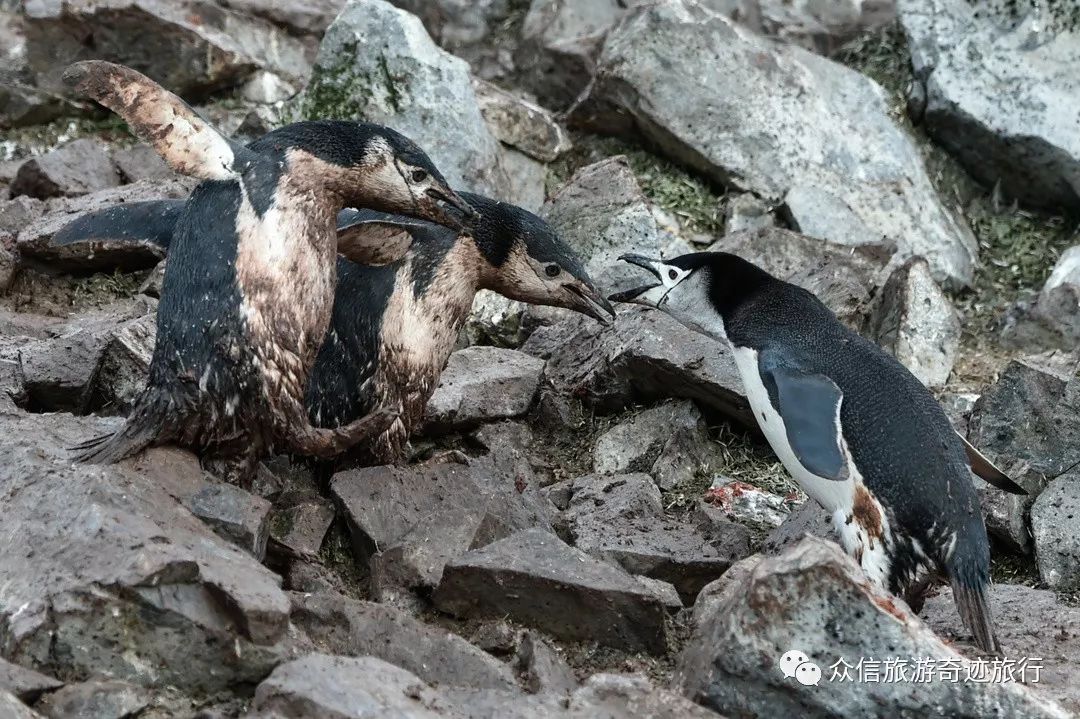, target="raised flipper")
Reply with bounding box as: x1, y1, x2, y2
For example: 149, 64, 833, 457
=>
63, 61, 258, 181
957, 431, 1027, 495
761, 360, 849, 481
